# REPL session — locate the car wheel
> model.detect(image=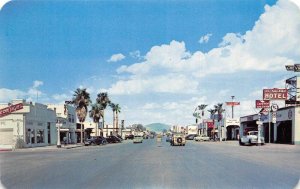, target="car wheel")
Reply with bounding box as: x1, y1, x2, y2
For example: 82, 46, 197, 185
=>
239, 139, 244, 146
